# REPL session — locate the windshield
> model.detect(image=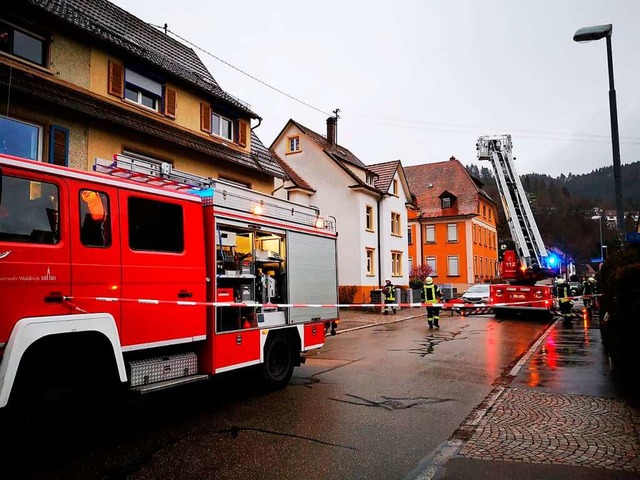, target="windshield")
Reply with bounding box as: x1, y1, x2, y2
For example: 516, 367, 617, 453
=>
466, 285, 489, 294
